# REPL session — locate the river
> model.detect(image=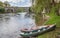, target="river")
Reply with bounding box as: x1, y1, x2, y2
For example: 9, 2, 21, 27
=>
0, 12, 36, 38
